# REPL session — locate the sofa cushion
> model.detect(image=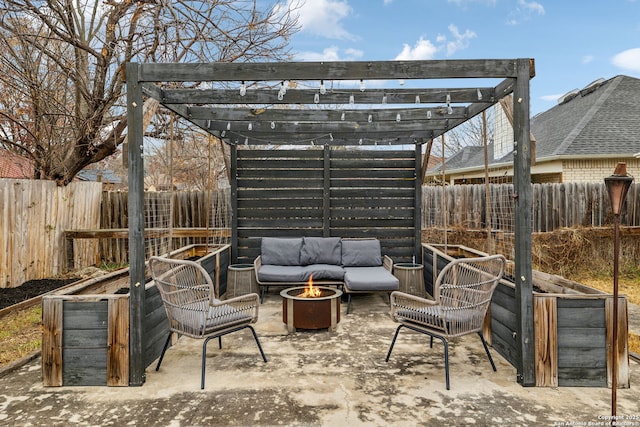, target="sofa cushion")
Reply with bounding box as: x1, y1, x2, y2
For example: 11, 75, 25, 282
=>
303, 264, 345, 281
258, 265, 308, 282
261, 237, 303, 266
341, 239, 382, 267
300, 237, 342, 265
343, 266, 399, 291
